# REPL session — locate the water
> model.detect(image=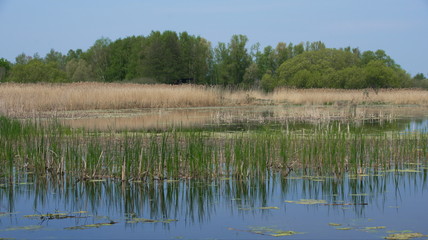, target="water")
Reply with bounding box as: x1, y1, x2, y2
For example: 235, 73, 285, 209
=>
58, 105, 428, 133
3, 106, 428, 239
1, 170, 427, 239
